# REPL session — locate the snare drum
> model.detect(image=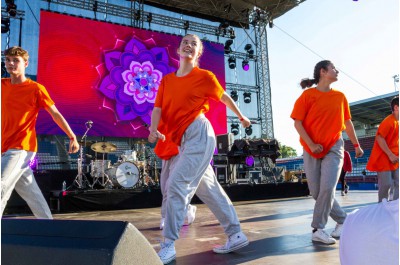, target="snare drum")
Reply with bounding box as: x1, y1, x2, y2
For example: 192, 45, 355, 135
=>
91, 160, 111, 177
105, 162, 139, 188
